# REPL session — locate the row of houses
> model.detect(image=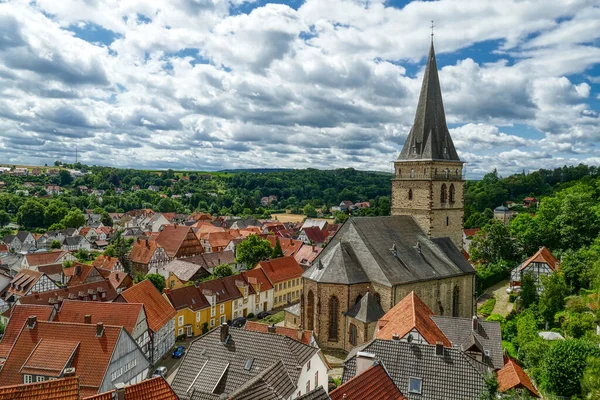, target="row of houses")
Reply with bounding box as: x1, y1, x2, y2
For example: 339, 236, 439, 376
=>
2, 226, 113, 254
